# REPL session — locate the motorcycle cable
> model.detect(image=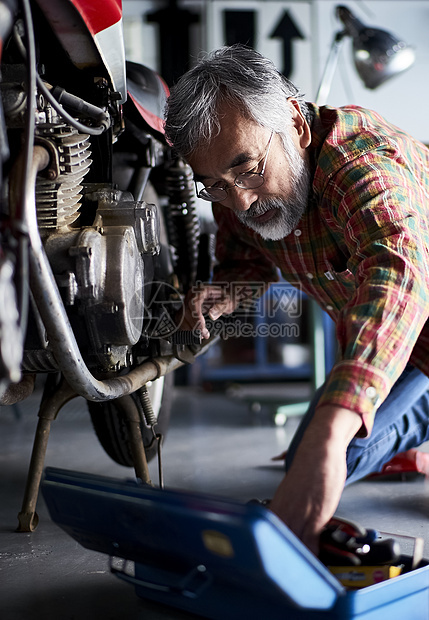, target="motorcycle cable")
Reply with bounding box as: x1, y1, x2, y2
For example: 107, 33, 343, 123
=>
35, 78, 110, 136
12, 24, 109, 136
